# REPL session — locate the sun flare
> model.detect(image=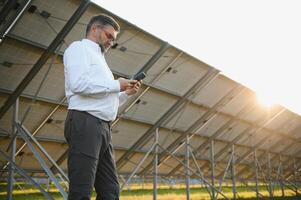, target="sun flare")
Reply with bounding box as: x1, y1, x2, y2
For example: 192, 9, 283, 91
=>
256, 91, 277, 108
